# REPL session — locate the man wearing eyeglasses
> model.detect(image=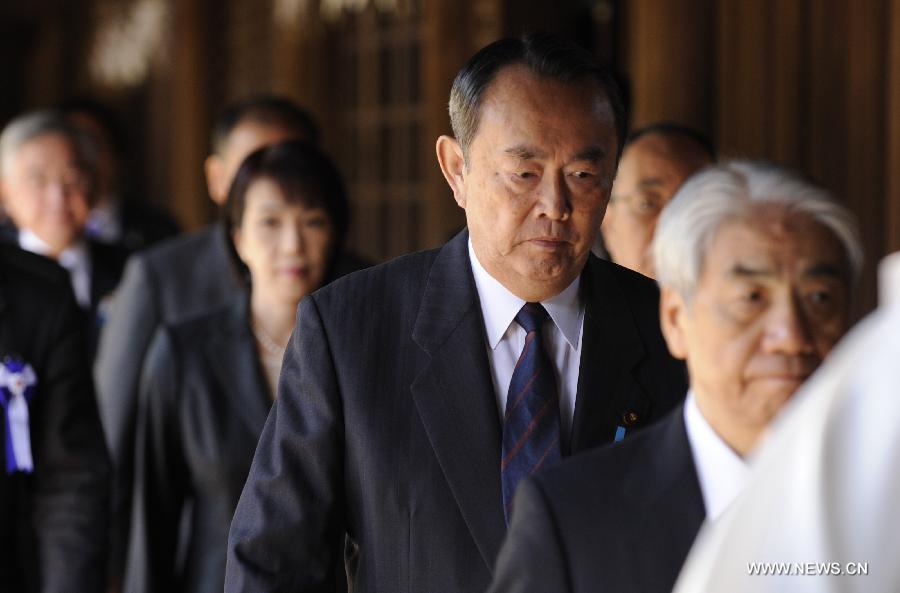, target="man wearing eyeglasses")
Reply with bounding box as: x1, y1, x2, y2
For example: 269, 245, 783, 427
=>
596, 122, 714, 278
